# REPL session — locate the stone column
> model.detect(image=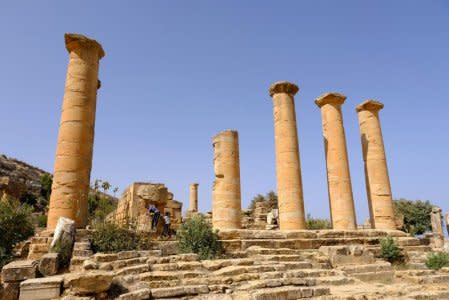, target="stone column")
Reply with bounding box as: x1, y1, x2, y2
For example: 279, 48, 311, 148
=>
269, 81, 306, 230
212, 130, 241, 229
431, 207, 444, 248
315, 92, 357, 230
189, 183, 199, 212
47, 33, 105, 229
356, 100, 395, 230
